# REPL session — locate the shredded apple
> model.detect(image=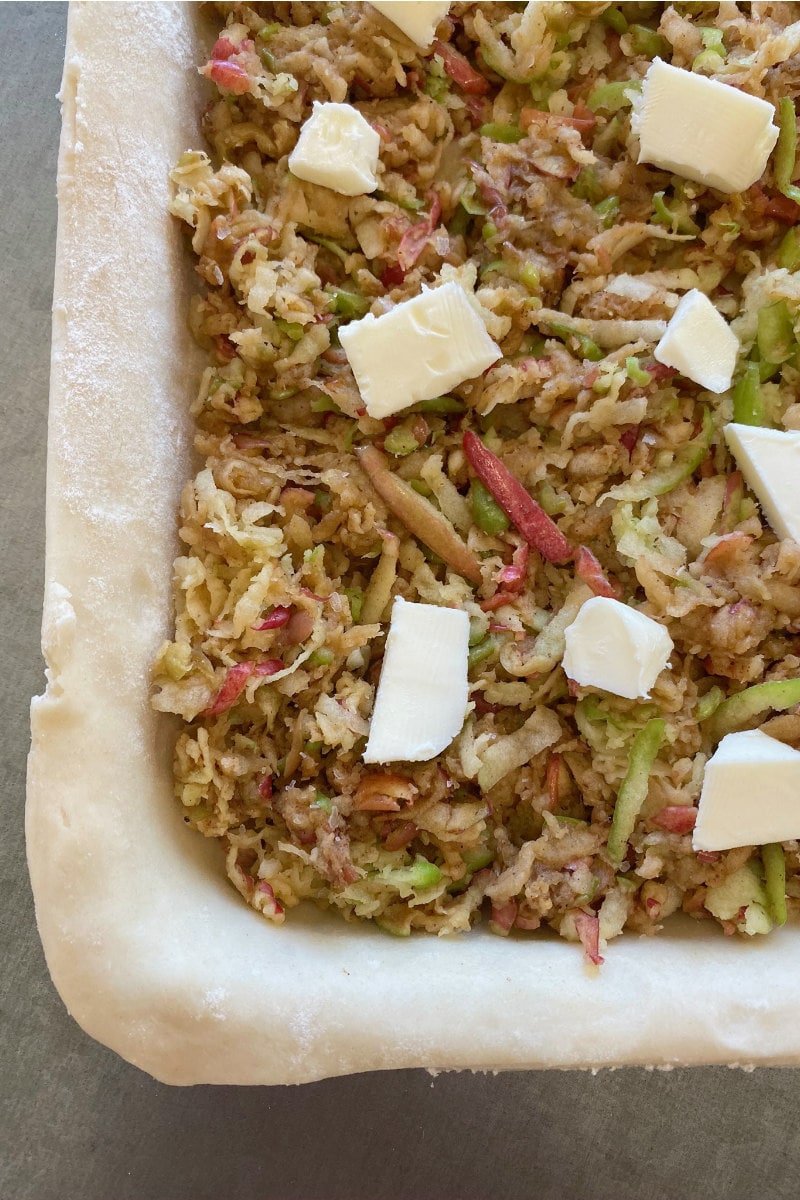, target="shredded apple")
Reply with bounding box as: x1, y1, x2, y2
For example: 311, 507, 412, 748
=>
153, 1, 800, 958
